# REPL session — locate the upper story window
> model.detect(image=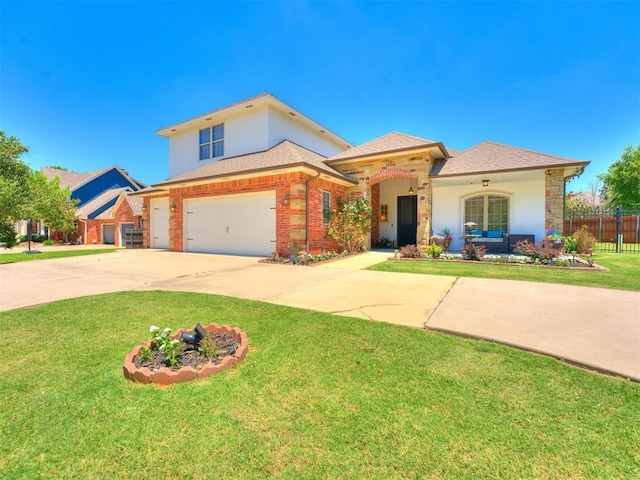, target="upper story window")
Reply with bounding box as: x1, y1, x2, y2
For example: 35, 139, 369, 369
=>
199, 124, 224, 160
